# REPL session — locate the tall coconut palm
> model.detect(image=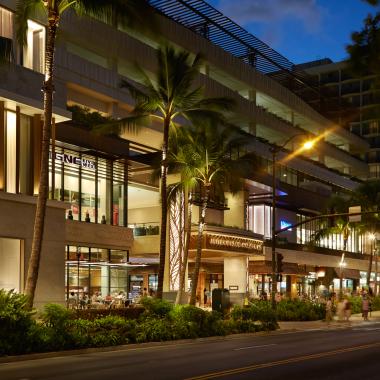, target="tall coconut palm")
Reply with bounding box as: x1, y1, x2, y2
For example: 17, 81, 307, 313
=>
351, 180, 380, 285
313, 181, 380, 287
104, 45, 235, 299
15, 0, 155, 308
312, 195, 353, 251
165, 131, 198, 305
167, 123, 258, 306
